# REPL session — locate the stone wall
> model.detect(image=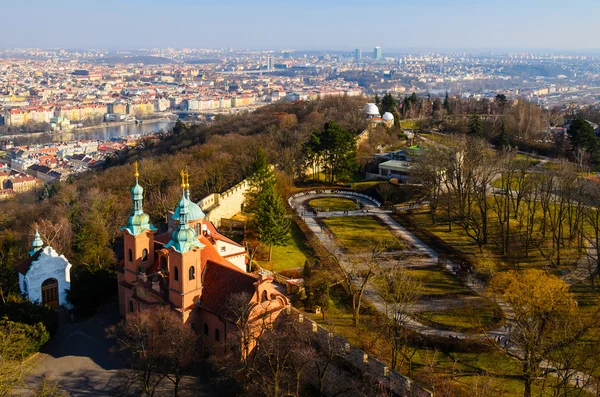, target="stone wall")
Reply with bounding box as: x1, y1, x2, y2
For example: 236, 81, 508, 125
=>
288, 309, 432, 397
199, 179, 250, 227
